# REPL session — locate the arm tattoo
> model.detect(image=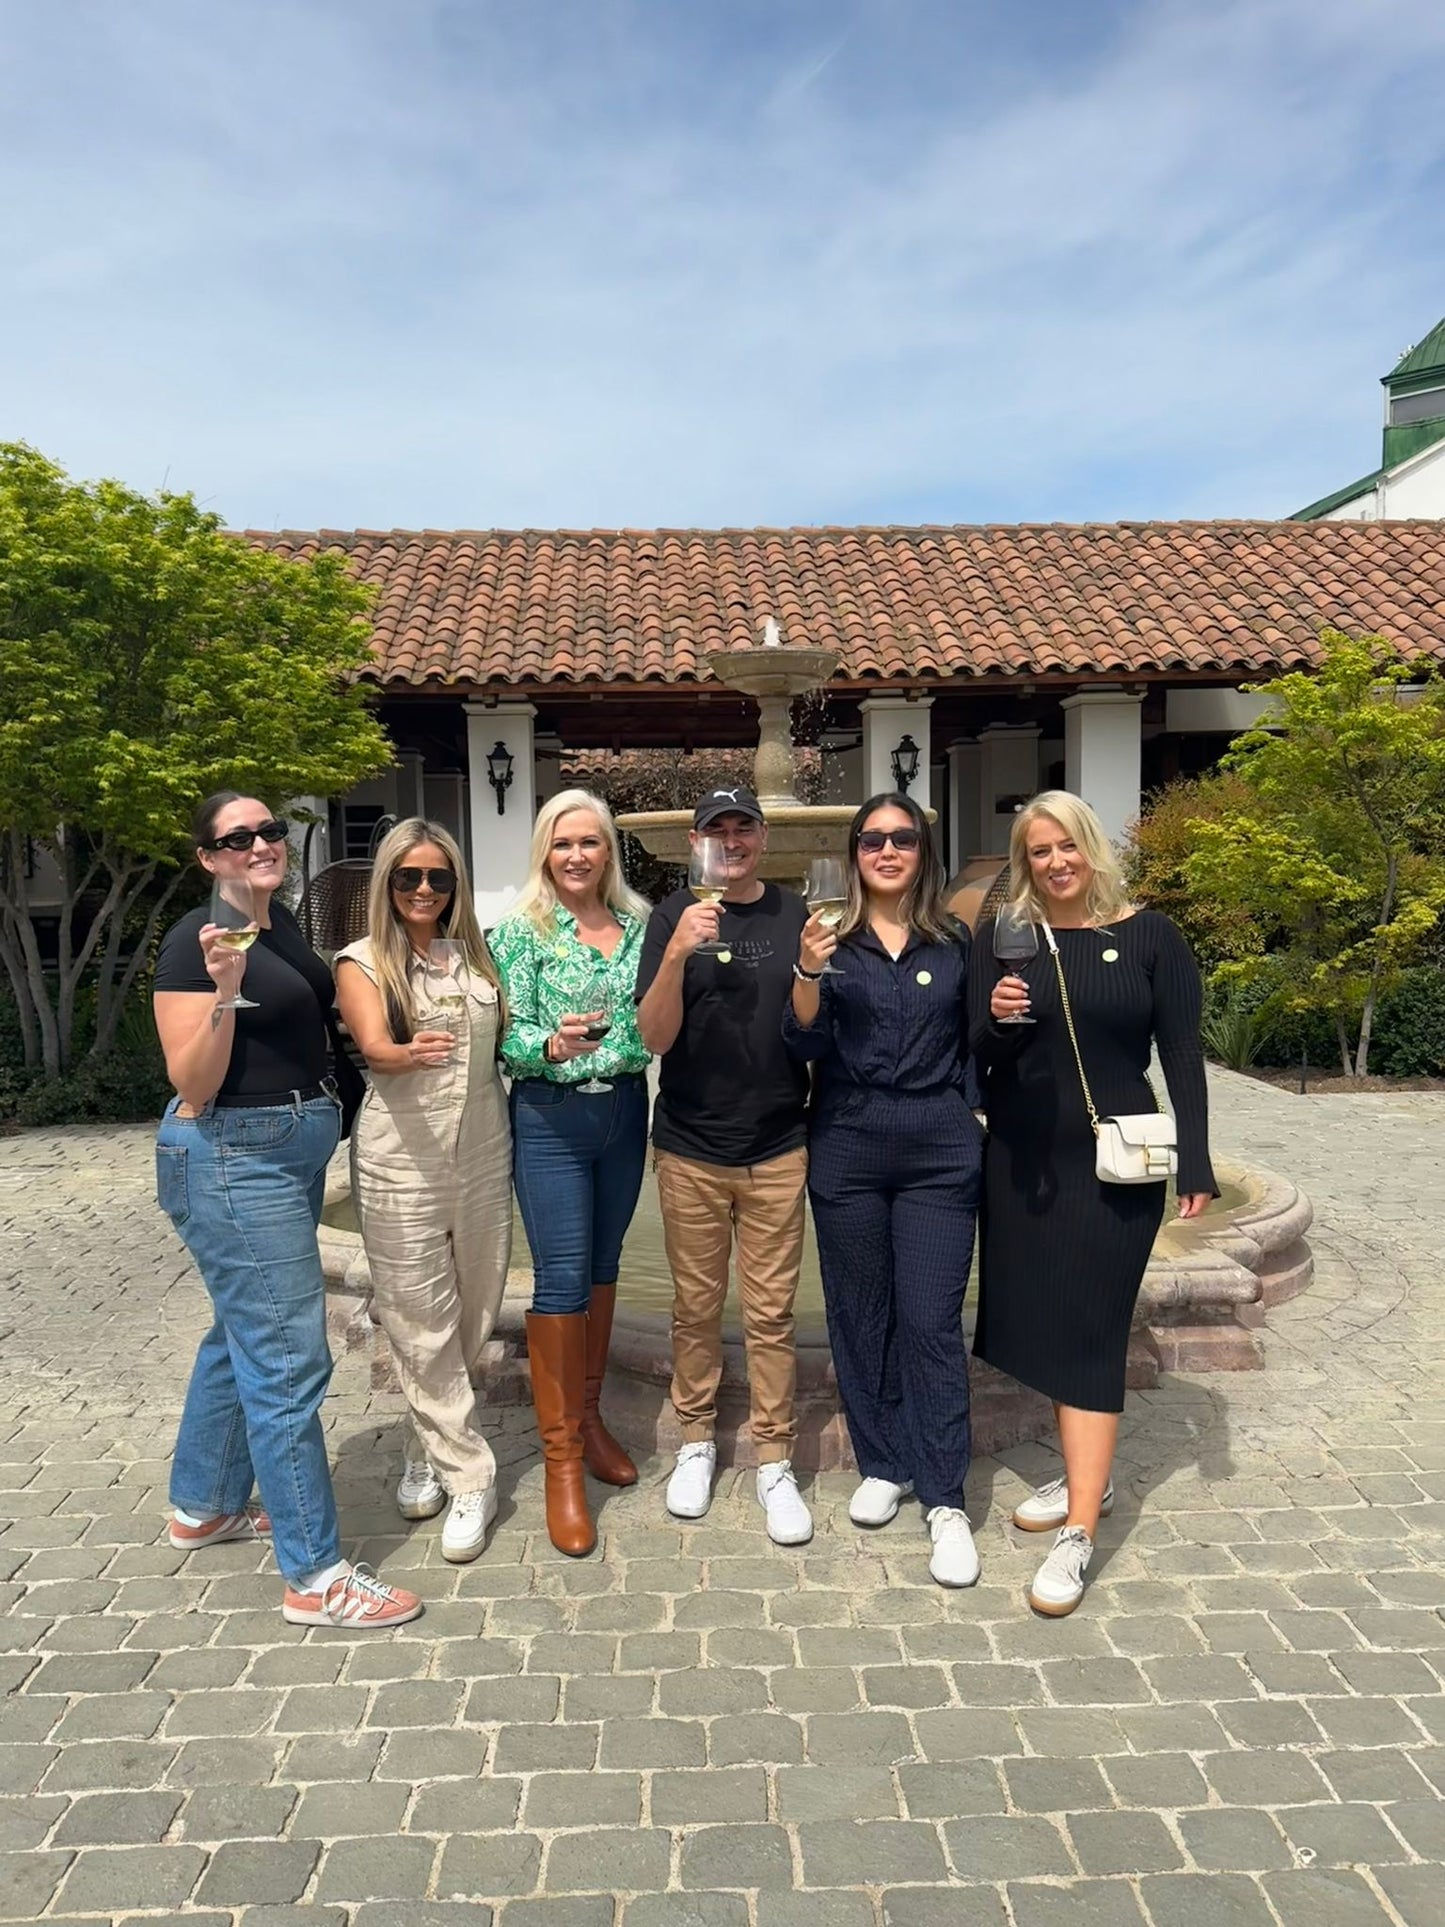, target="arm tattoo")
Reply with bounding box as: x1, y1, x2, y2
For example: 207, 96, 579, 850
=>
210, 1007, 224, 1033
